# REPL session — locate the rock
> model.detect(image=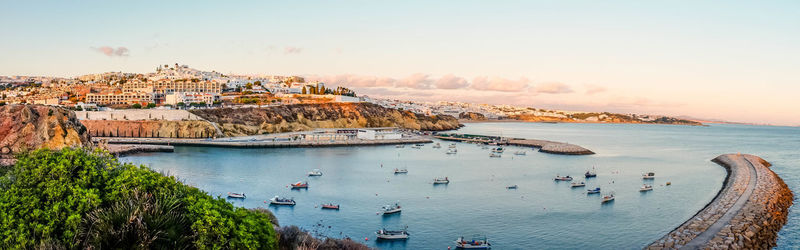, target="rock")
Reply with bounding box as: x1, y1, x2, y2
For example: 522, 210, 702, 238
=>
0, 105, 90, 154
